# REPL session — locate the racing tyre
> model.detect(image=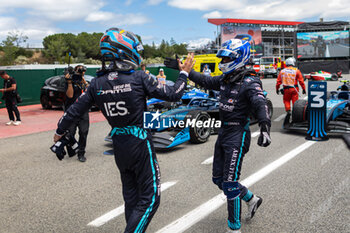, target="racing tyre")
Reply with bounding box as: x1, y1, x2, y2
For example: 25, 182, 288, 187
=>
292, 100, 308, 123
40, 95, 52, 109
266, 99, 273, 119
331, 74, 338, 81
186, 111, 211, 144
